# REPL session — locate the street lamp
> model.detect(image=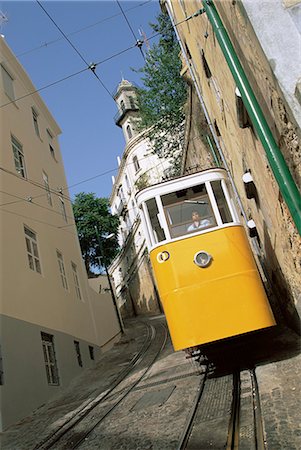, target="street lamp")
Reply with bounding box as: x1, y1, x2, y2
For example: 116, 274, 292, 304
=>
94, 227, 124, 334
